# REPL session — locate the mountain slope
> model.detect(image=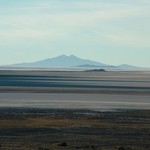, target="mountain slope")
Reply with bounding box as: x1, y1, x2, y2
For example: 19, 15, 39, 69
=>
13, 55, 107, 67
118, 64, 141, 69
